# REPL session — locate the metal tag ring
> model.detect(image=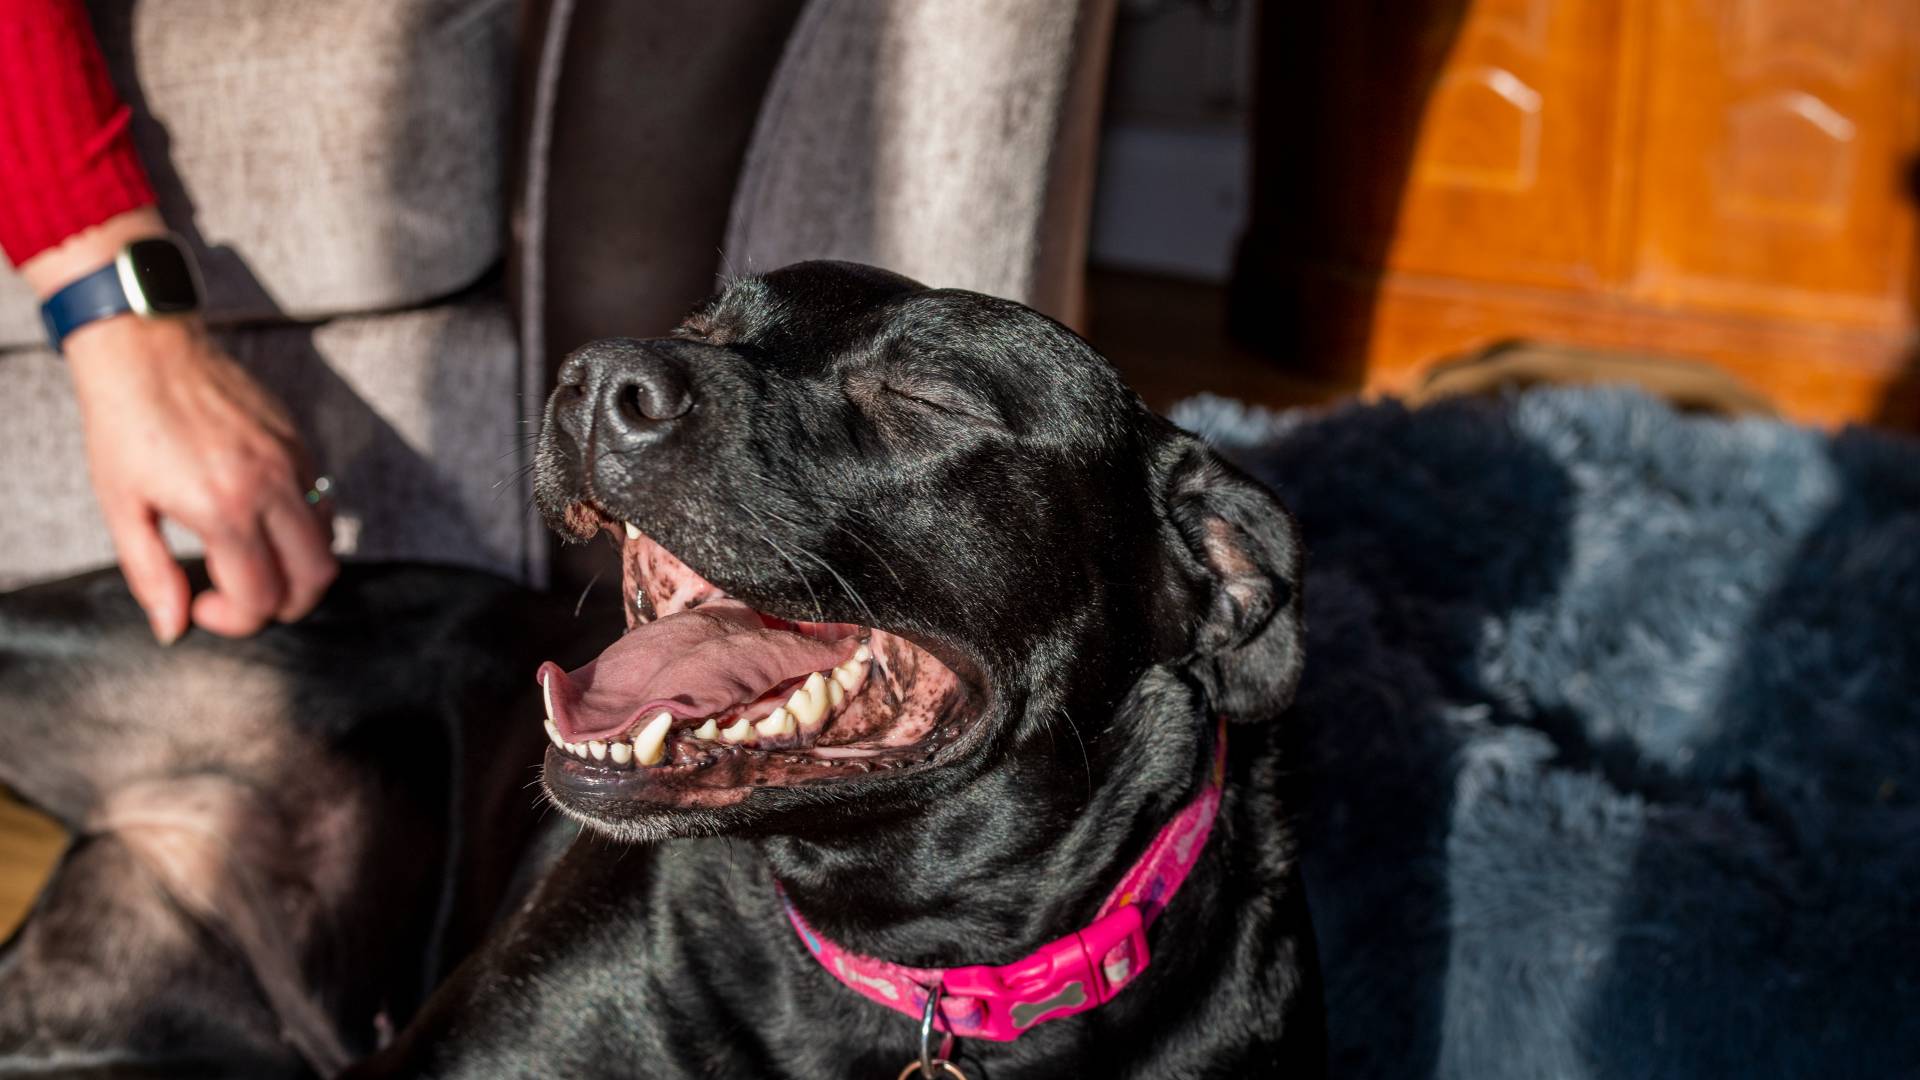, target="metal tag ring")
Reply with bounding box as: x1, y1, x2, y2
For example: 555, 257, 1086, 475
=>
909, 979, 963, 1079
896, 1061, 967, 1080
